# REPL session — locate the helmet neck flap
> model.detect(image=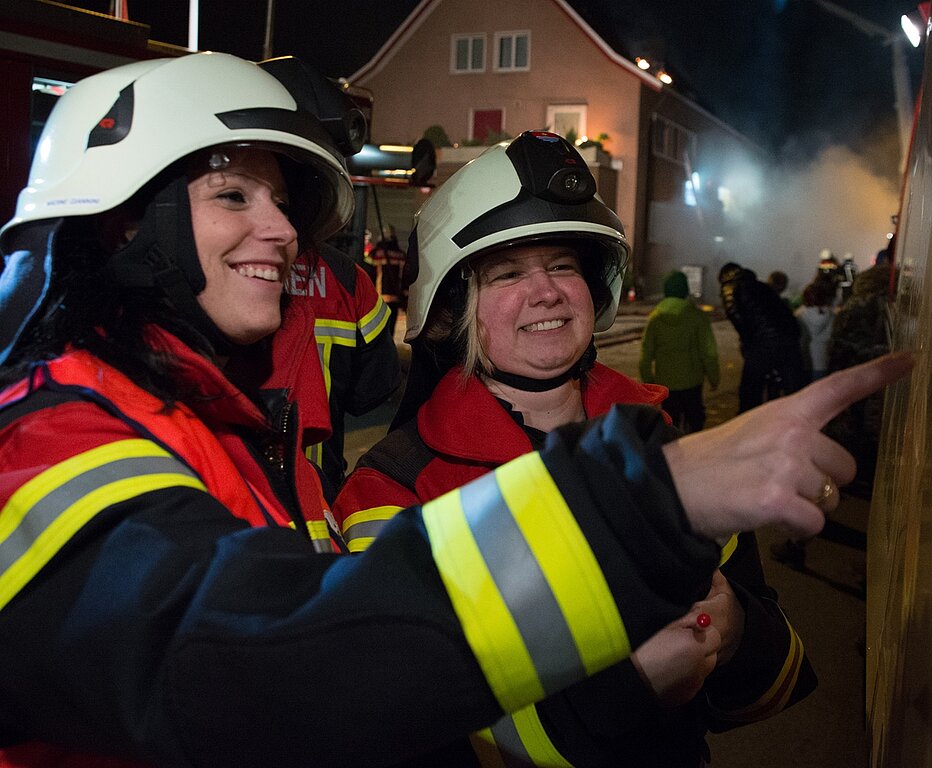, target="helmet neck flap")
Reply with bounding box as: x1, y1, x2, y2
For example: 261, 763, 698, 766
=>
107, 171, 233, 356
